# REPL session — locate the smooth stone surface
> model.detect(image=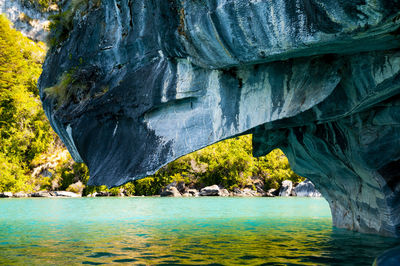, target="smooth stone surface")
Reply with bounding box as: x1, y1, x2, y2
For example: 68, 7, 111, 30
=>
294, 179, 321, 197
279, 180, 293, 197
30, 191, 53, 197
87, 191, 111, 197
0, 192, 13, 198
200, 185, 220, 196
160, 186, 182, 197
232, 188, 259, 197
53, 191, 81, 197
0, 0, 53, 41
266, 189, 277, 197
13, 192, 28, 198
219, 188, 230, 197
186, 189, 199, 197
38, 0, 400, 237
